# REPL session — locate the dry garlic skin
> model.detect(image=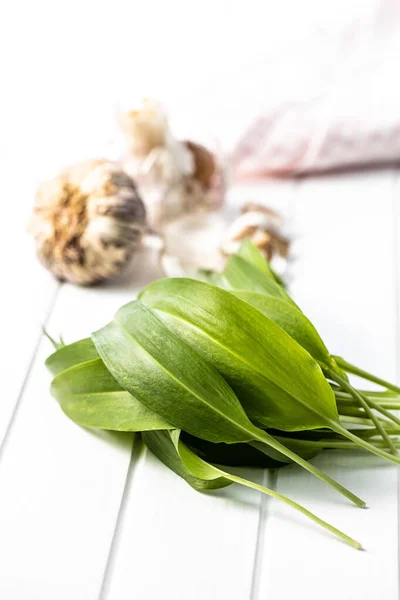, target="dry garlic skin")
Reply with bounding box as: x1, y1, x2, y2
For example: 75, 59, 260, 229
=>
31, 159, 146, 285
